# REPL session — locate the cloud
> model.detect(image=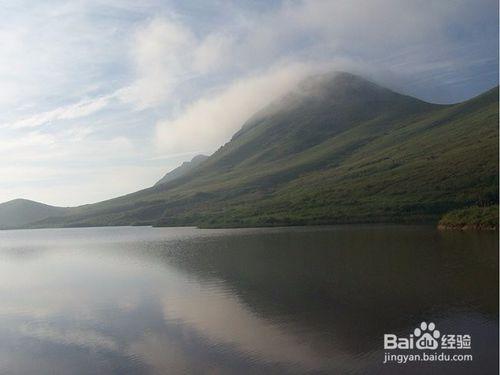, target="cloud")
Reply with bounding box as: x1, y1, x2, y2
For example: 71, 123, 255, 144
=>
155, 62, 318, 154
118, 17, 234, 109
4, 95, 113, 129
0, 1, 128, 117
192, 33, 234, 73
117, 18, 196, 109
